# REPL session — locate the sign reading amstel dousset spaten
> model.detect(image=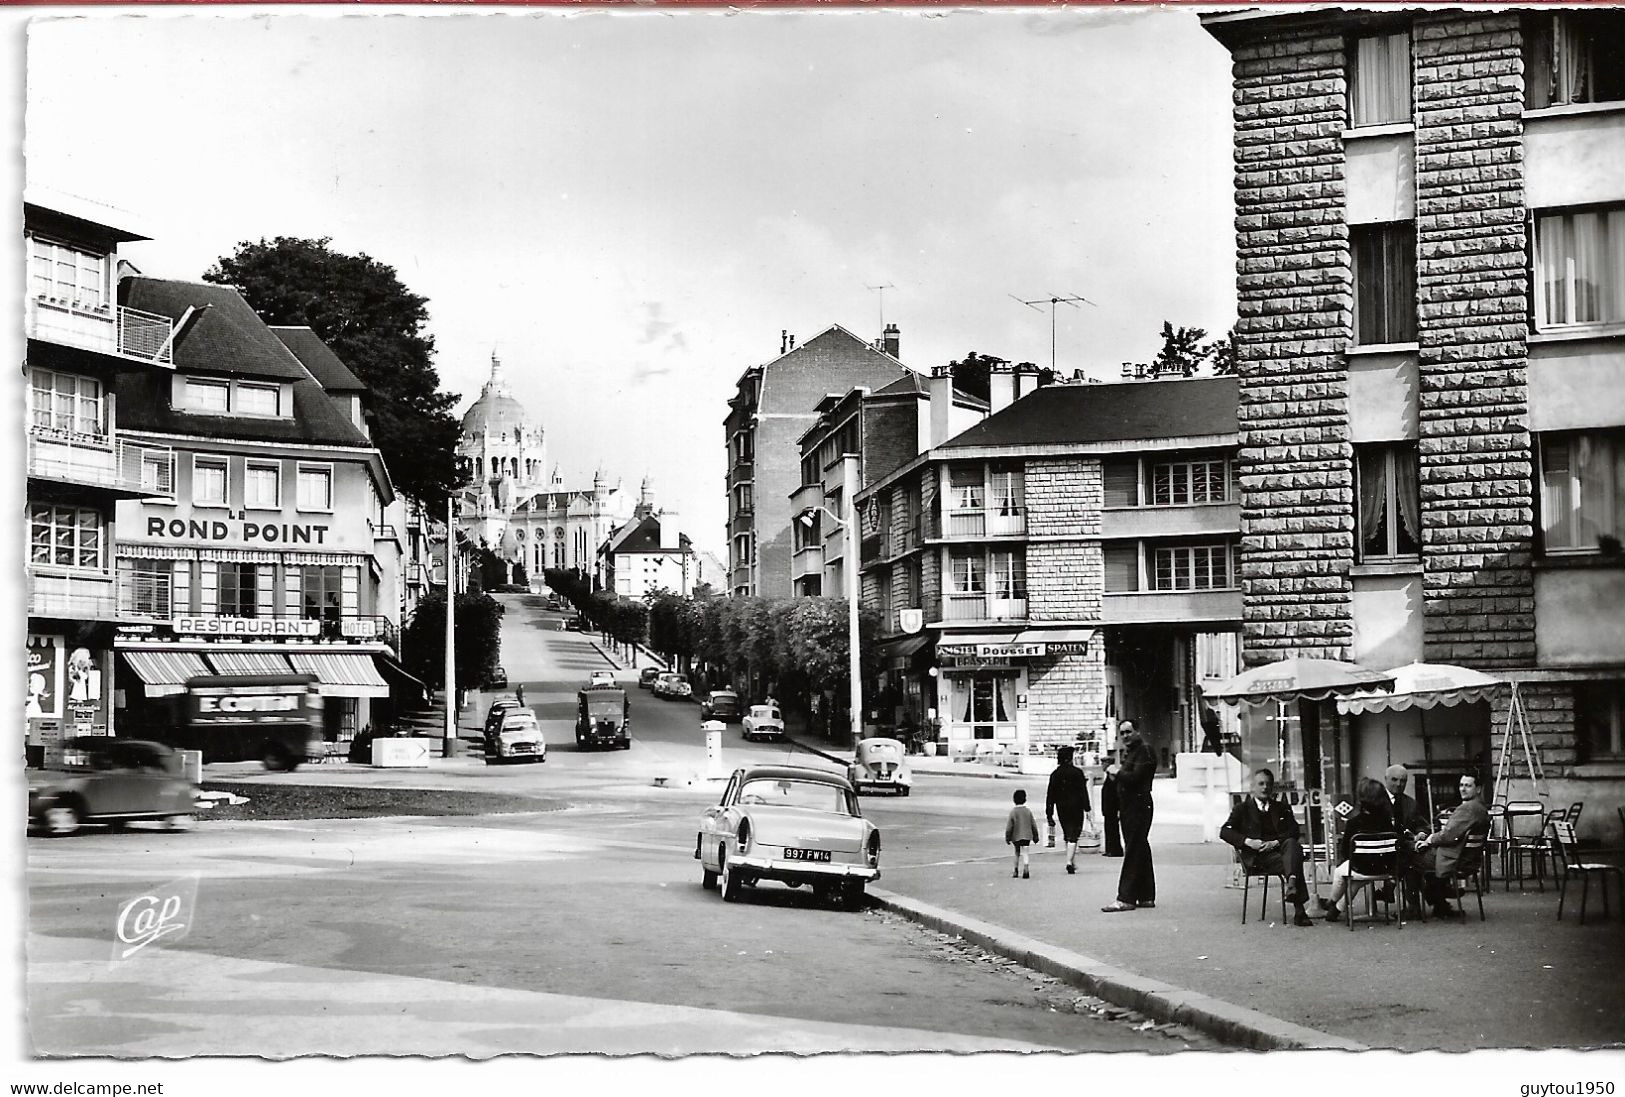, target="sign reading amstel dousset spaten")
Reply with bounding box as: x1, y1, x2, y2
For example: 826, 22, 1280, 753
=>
145, 516, 332, 545
172, 617, 321, 638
